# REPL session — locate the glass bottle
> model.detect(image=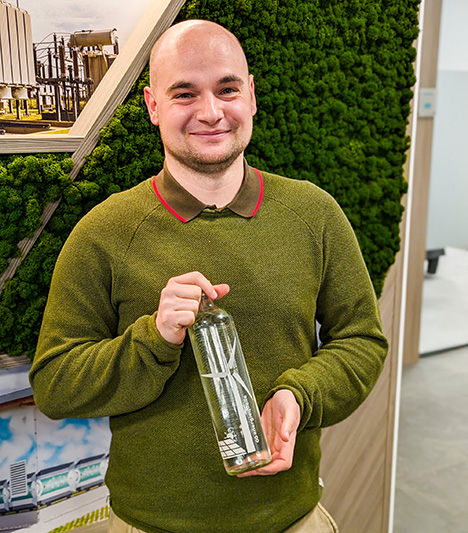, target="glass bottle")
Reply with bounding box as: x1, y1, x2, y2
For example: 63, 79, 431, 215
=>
188, 296, 272, 475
